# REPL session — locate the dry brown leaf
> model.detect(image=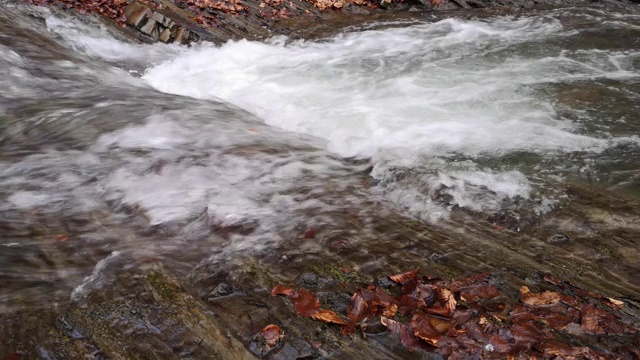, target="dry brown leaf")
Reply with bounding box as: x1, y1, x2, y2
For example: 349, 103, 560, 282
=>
580, 305, 625, 335
381, 317, 420, 351
390, 269, 418, 285
346, 290, 369, 322
438, 288, 457, 313
410, 313, 441, 346
520, 286, 560, 306
382, 304, 398, 318
311, 309, 348, 325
